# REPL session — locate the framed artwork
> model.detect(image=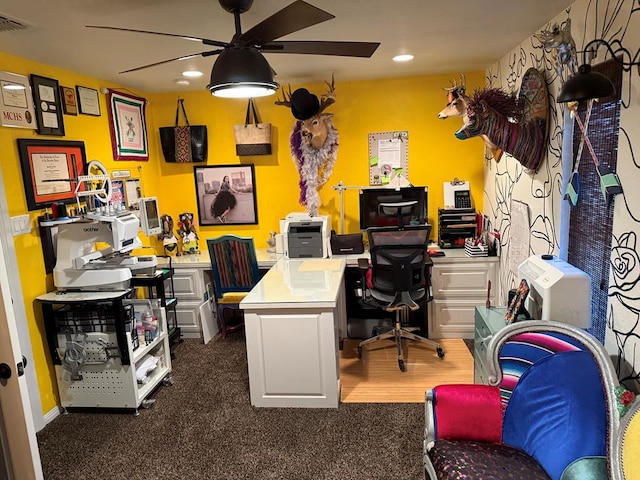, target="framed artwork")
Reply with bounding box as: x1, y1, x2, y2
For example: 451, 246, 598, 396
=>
106, 89, 149, 161
110, 179, 126, 209
124, 178, 142, 213
30, 74, 65, 136
194, 164, 258, 226
0, 71, 36, 129
17, 139, 87, 211
60, 86, 77, 115
505, 279, 530, 324
76, 85, 101, 116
